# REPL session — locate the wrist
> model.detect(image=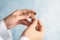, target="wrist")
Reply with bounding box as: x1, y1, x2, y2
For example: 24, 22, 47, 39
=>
4, 18, 11, 29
